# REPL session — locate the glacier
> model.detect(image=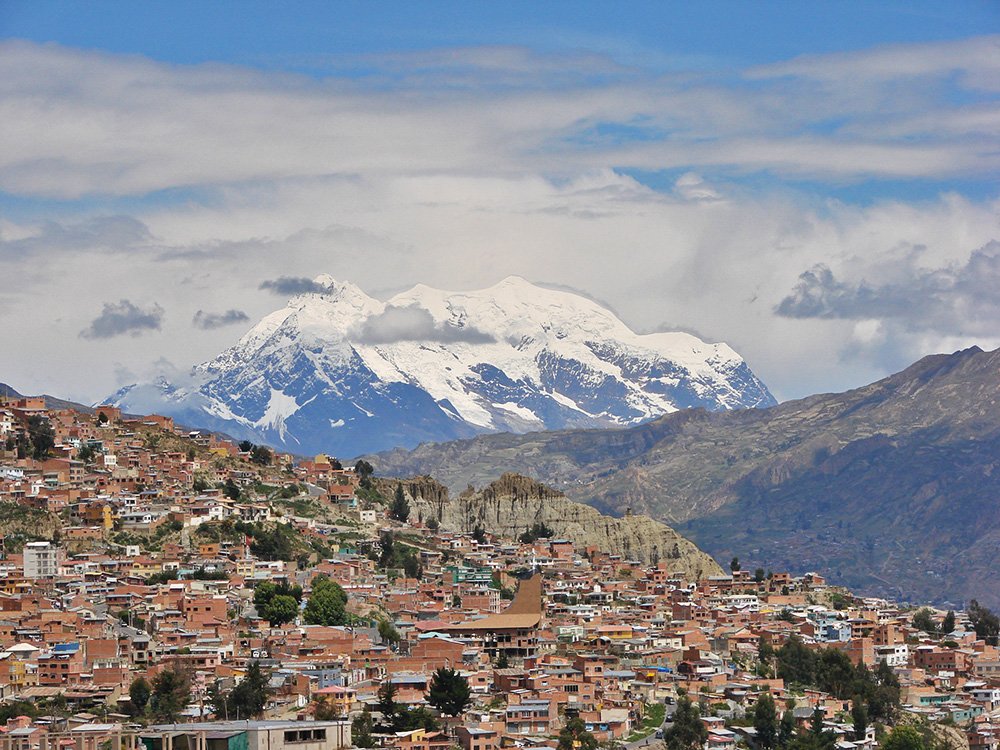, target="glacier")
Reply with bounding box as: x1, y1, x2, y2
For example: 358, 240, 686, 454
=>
107, 275, 776, 457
